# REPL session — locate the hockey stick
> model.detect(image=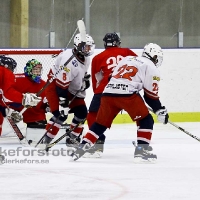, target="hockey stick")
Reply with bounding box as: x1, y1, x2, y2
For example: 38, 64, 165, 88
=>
148, 107, 200, 142
52, 17, 84, 58
167, 121, 200, 142
6, 117, 29, 146
52, 0, 95, 58
2, 99, 29, 146
45, 118, 86, 151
